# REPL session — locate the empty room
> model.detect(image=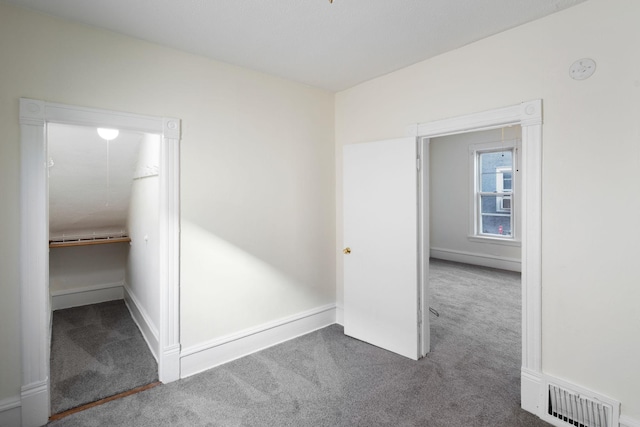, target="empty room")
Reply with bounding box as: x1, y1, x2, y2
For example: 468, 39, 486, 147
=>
1, 0, 639, 426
